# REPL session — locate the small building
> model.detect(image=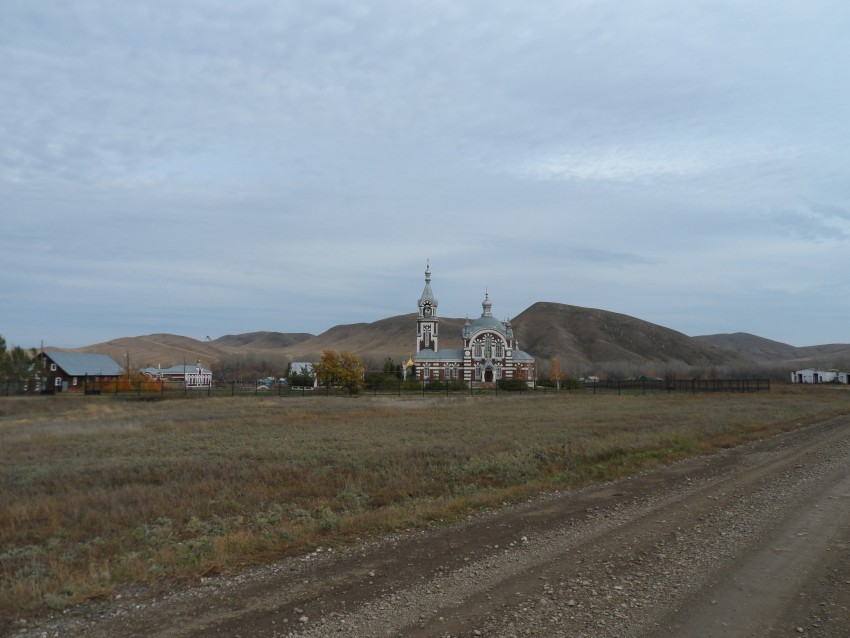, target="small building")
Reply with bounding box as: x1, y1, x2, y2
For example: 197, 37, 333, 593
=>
140, 361, 212, 388
790, 368, 849, 384
40, 350, 125, 393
